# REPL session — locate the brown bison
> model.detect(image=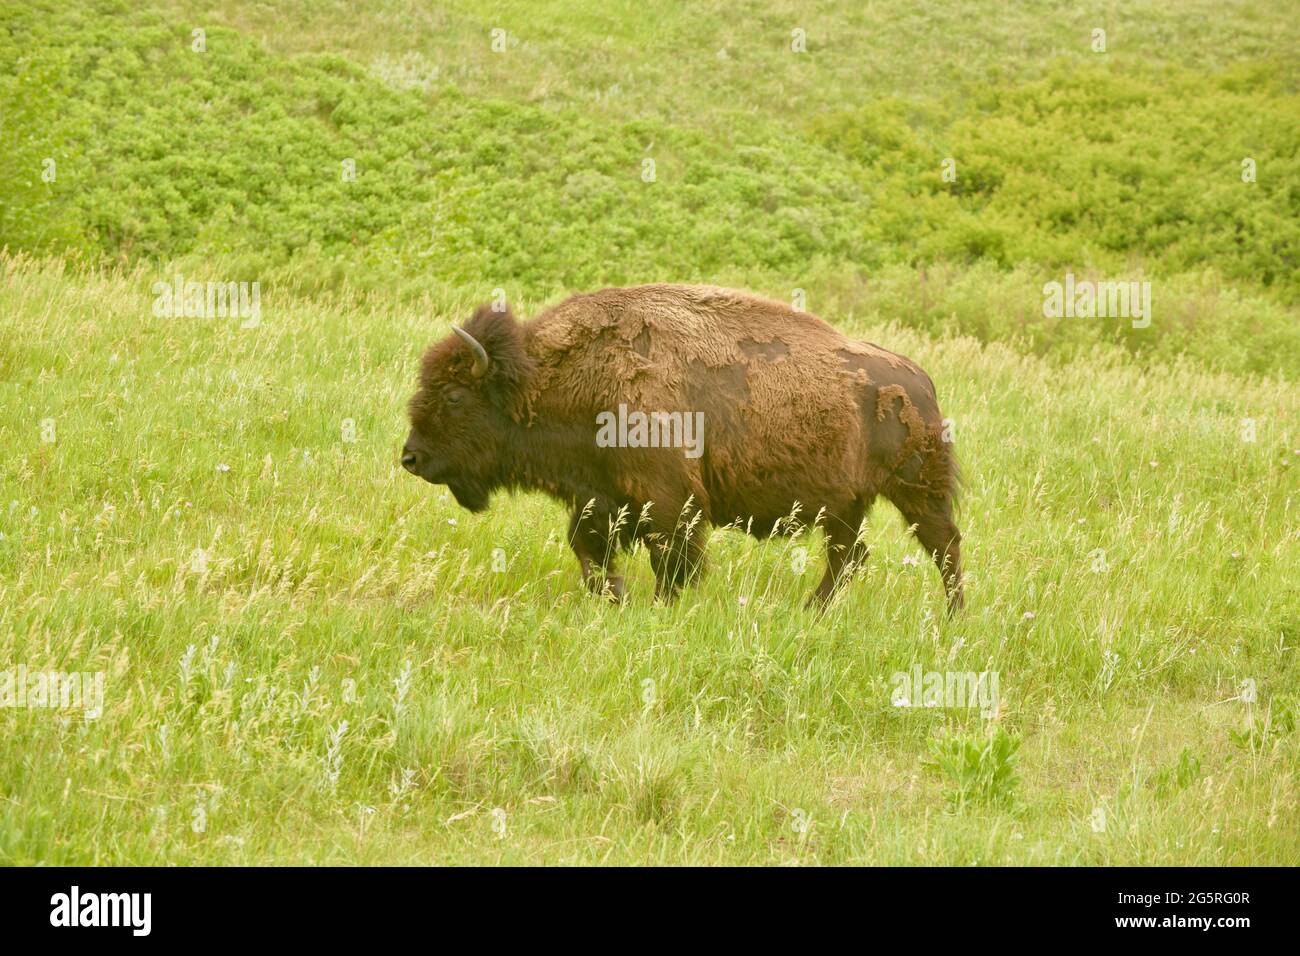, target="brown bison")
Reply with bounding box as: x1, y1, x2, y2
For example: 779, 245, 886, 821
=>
402, 285, 963, 611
